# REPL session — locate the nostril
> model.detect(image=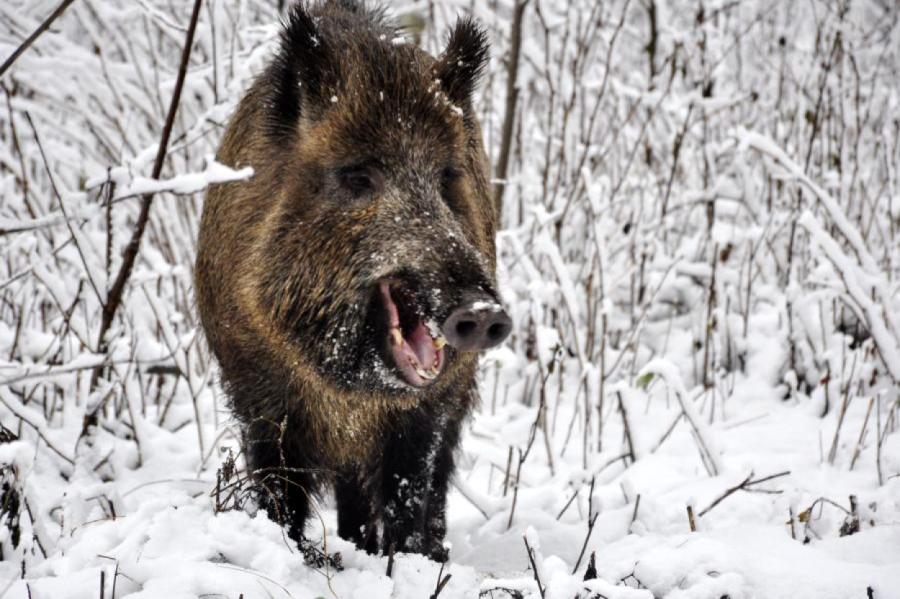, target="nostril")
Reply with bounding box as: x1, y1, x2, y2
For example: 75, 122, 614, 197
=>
487, 322, 509, 341
456, 320, 478, 338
